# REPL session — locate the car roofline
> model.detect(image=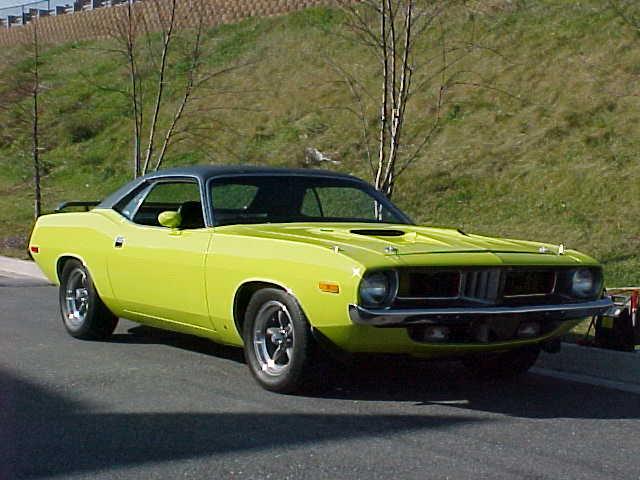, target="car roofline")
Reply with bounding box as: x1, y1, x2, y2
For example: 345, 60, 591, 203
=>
97, 165, 364, 210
